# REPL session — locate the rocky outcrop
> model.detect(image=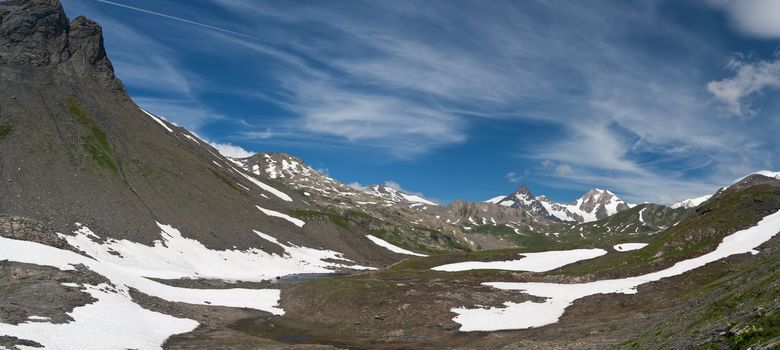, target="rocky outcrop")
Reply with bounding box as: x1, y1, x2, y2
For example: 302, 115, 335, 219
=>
0, 0, 121, 89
